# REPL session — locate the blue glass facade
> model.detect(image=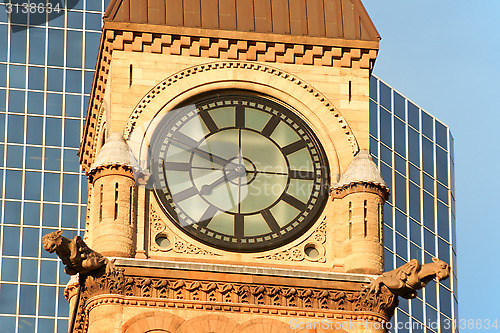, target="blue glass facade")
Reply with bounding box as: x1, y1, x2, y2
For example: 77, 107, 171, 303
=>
0, 1, 109, 332
370, 76, 457, 333
0, 1, 457, 332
